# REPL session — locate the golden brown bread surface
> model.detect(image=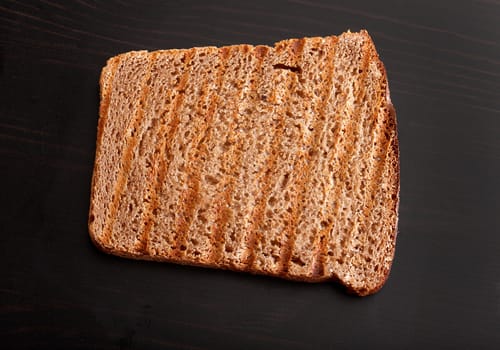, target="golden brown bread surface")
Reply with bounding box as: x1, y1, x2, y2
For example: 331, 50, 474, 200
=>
89, 30, 399, 296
